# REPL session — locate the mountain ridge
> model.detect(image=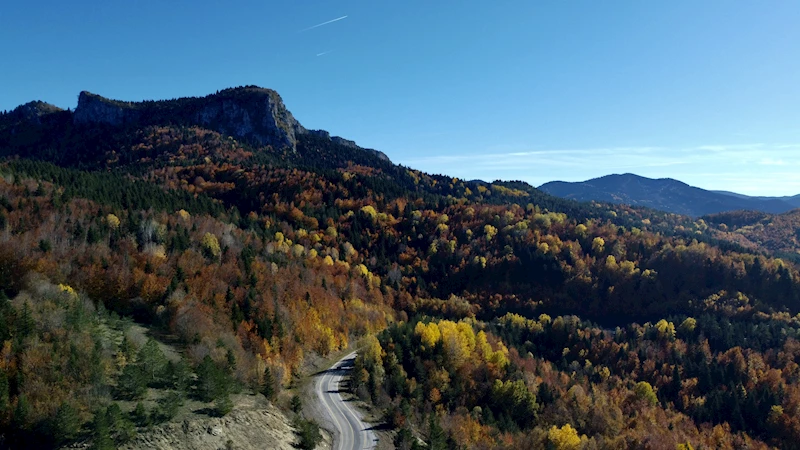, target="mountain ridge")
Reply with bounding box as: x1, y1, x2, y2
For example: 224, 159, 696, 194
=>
540, 173, 798, 217
2, 86, 389, 162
